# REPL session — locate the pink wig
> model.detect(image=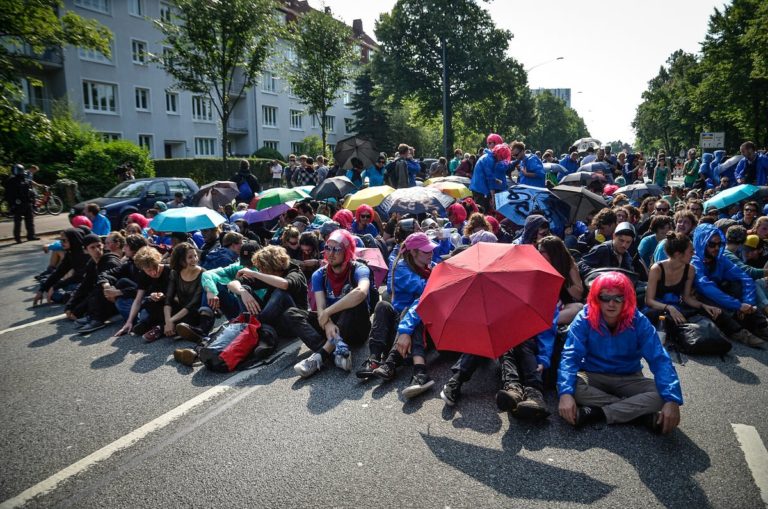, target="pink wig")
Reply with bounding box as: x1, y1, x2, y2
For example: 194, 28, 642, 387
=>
333, 209, 354, 230
127, 212, 150, 229
603, 184, 619, 196
586, 272, 636, 334
492, 143, 511, 162
70, 215, 93, 229
486, 133, 504, 145
447, 203, 467, 223
461, 198, 479, 215
355, 204, 374, 223
325, 229, 356, 264
485, 215, 500, 235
